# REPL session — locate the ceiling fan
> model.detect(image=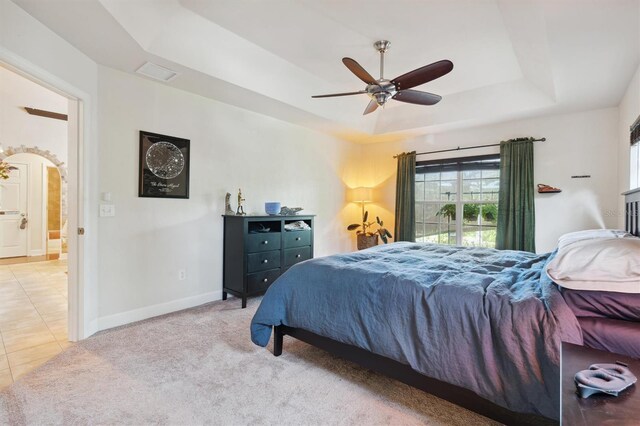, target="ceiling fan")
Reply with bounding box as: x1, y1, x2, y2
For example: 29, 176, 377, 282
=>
312, 40, 453, 115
